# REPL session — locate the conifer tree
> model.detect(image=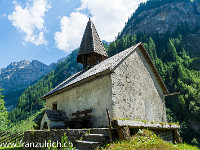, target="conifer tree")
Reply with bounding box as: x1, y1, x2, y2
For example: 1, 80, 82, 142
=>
149, 37, 158, 60
167, 39, 178, 61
